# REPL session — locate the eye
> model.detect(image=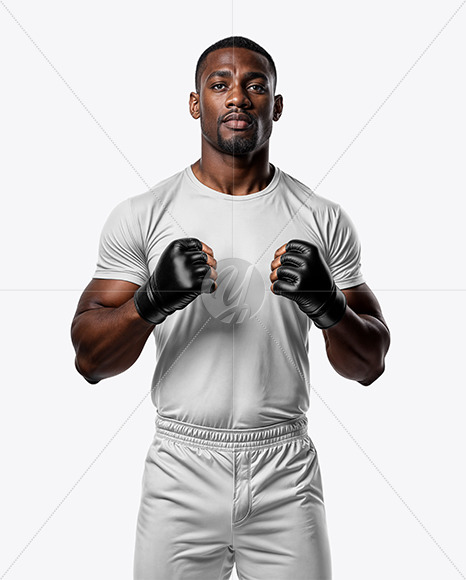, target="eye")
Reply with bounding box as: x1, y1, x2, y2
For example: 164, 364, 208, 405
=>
211, 83, 227, 90
249, 84, 266, 93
